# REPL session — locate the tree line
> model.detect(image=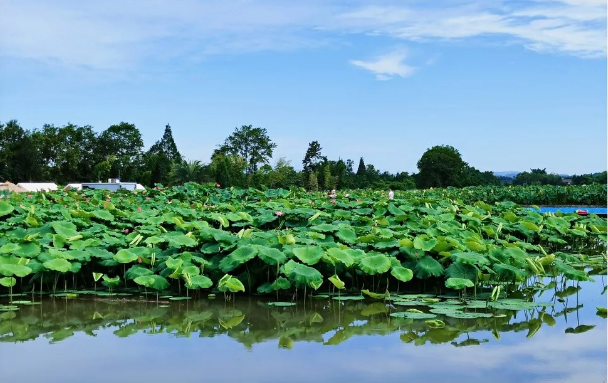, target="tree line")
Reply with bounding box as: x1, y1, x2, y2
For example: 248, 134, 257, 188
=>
0, 120, 602, 190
